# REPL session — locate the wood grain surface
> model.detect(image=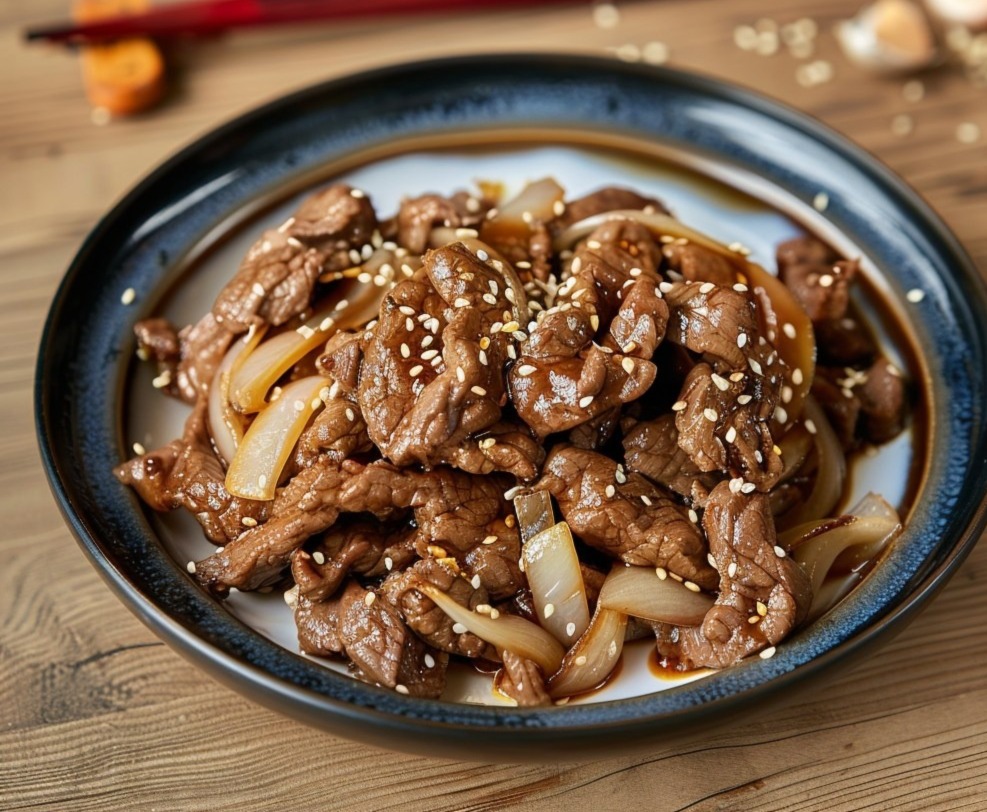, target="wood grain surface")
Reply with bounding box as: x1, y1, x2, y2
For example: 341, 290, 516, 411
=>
2, 0, 986, 809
